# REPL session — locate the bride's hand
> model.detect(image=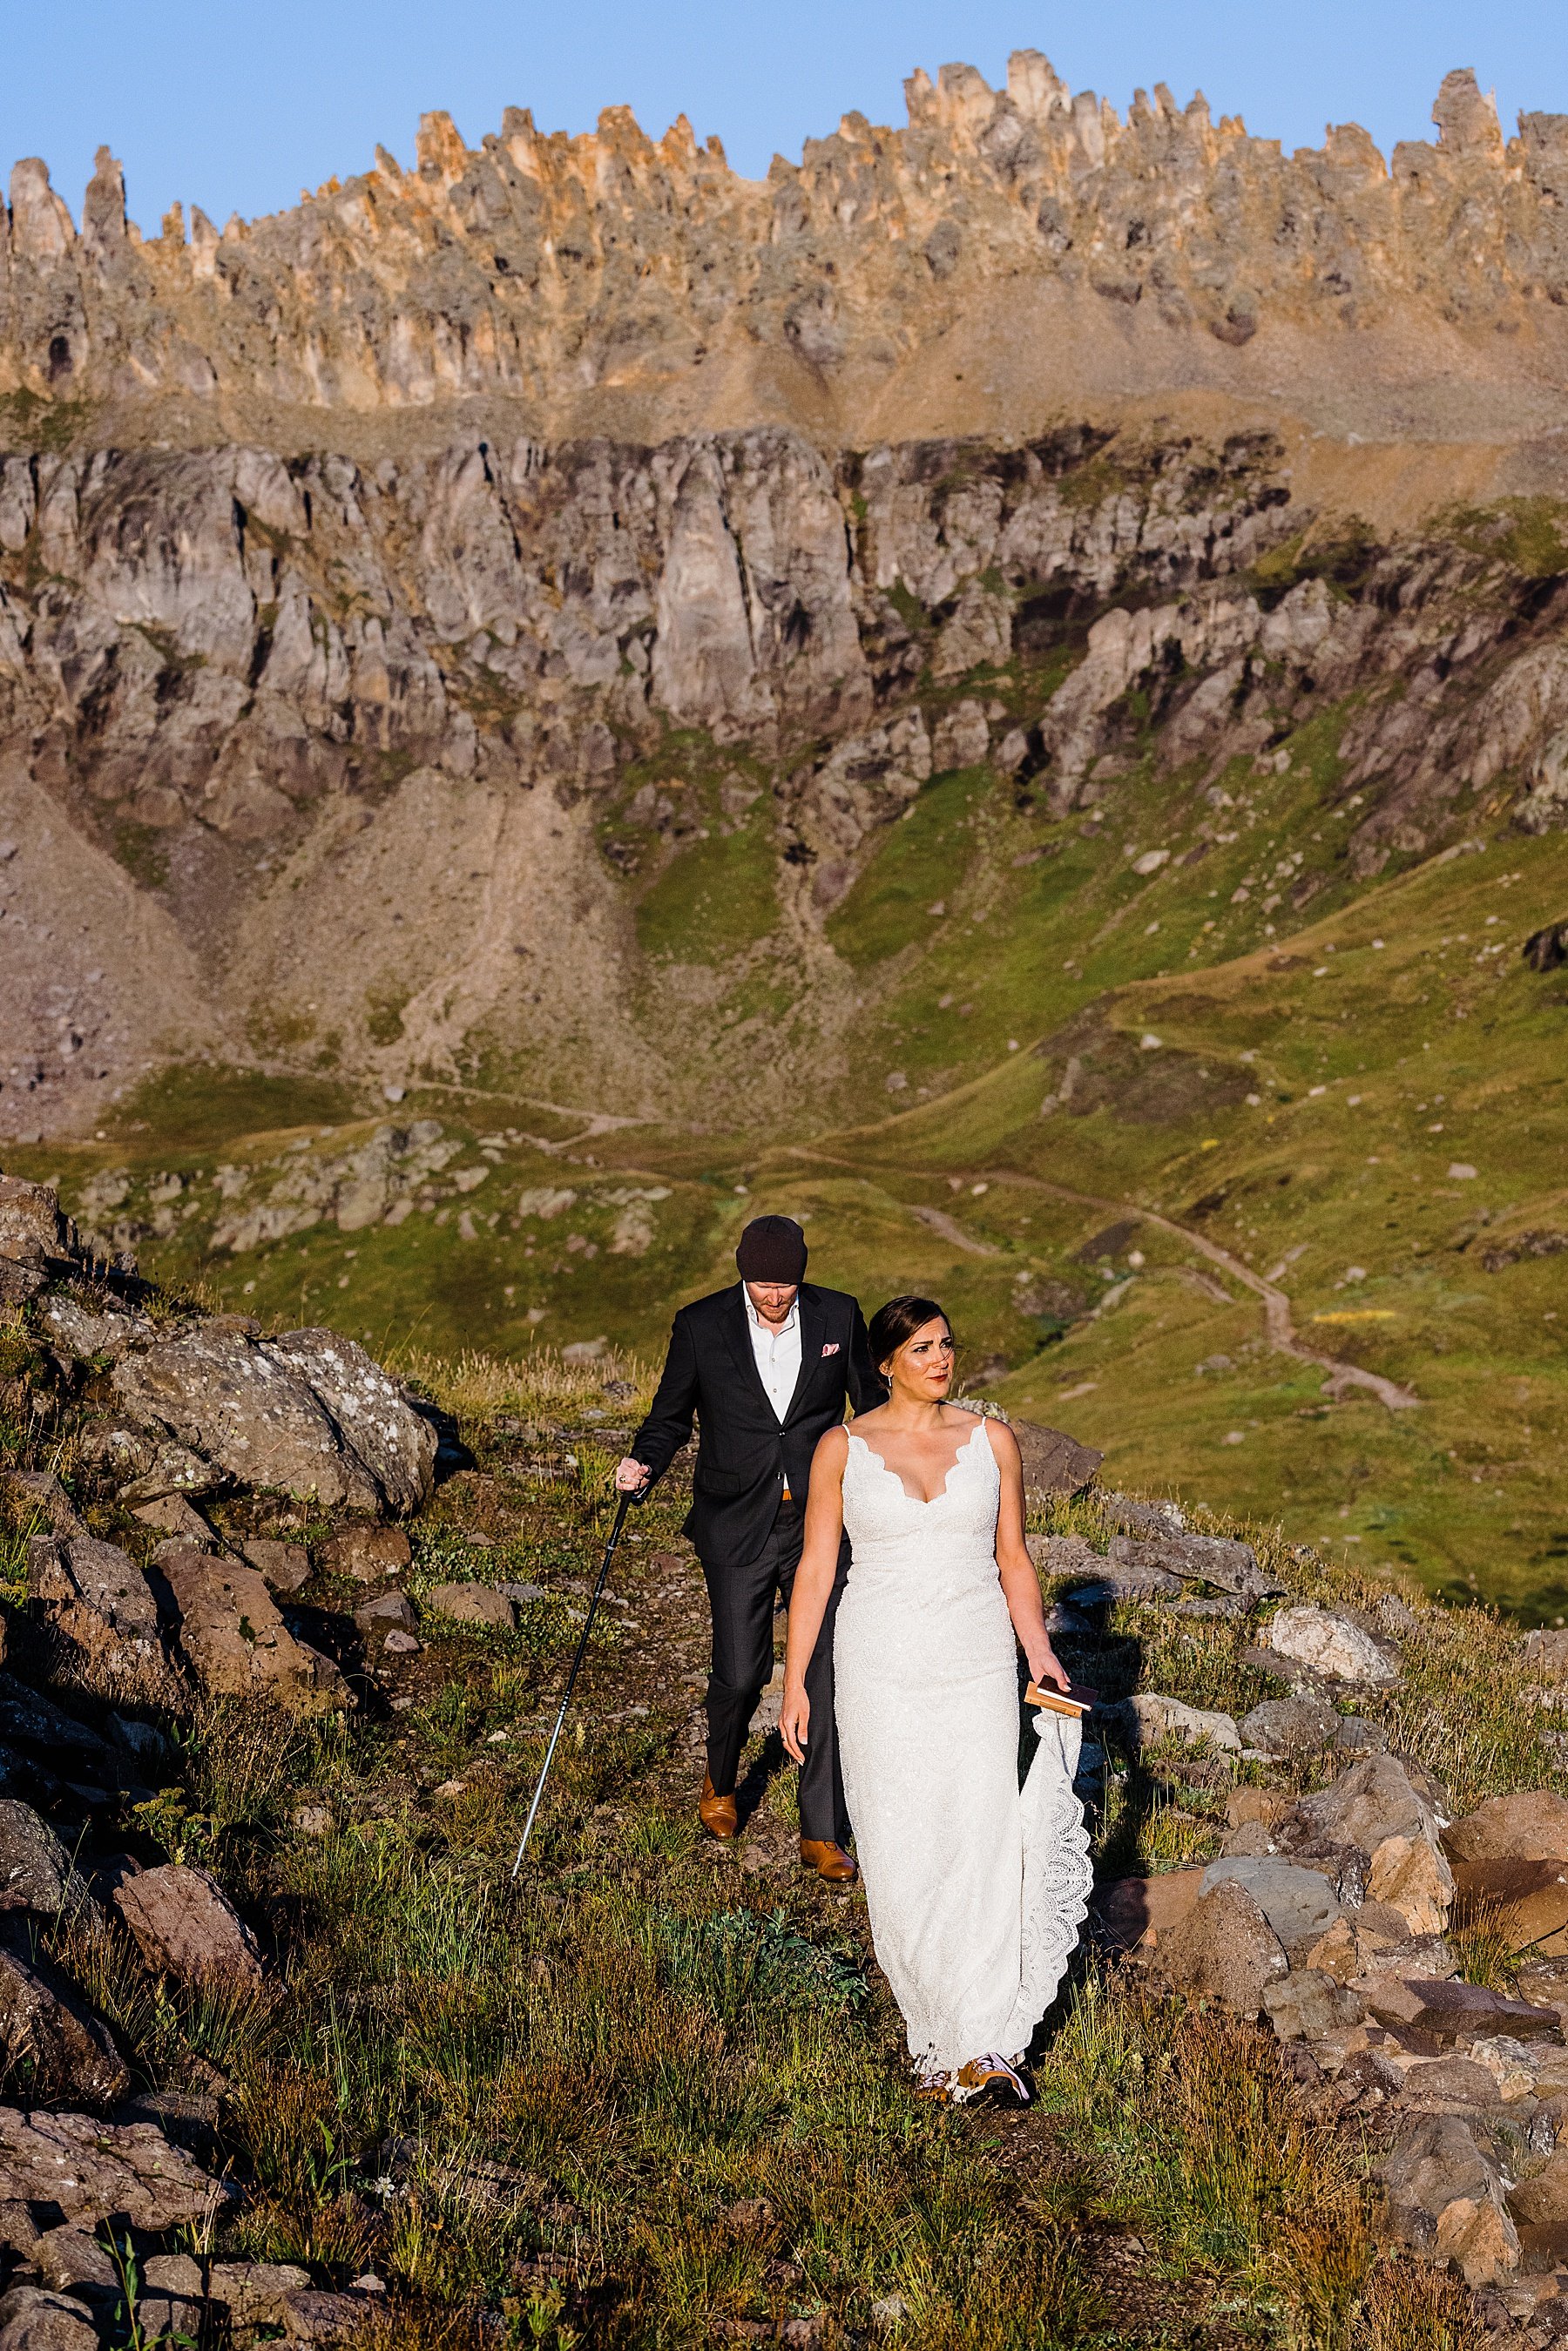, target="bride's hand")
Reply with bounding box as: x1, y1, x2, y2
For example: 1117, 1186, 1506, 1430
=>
779, 1679, 810, 1765
1029, 1641, 1070, 1693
